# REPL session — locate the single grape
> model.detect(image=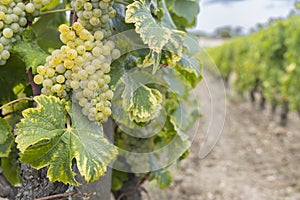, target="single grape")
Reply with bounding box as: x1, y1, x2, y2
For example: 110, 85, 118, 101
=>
43, 79, 53, 88
37, 65, 46, 75
85, 65, 96, 74
25, 3, 35, 13
72, 21, 83, 31
1, 50, 10, 60
71, 81, 80, 89
34, 74, 44, 85
55, 64, 66, 74
78, 69, 88, 80
87, 80, 99, 91
56, 75, 65, 84
66, 49, 78, 59
111, 49, 121, 60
